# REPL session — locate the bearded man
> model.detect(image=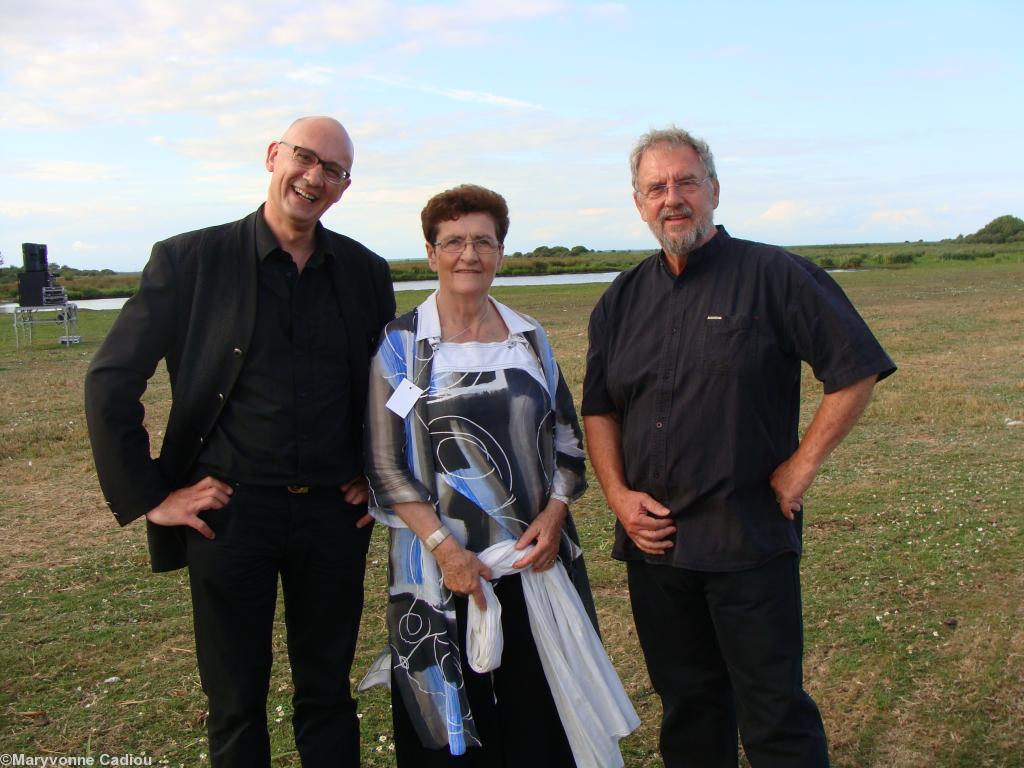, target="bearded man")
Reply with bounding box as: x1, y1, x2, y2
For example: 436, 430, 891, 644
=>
582, 126, 895, 768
